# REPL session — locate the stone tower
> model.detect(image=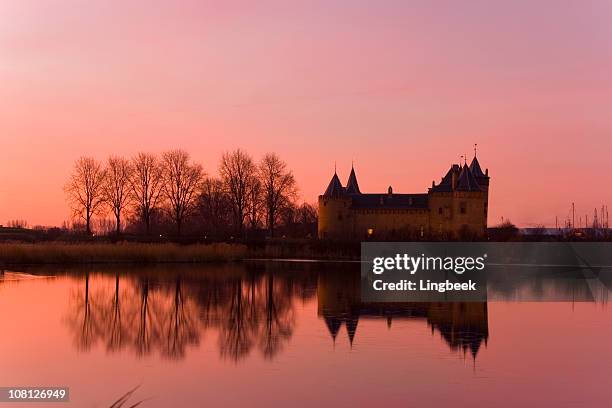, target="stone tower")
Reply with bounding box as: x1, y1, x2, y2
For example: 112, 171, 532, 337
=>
429, 155, 490, 239
318, 168, 355, 239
